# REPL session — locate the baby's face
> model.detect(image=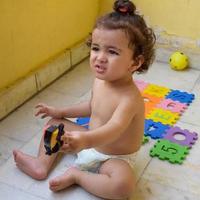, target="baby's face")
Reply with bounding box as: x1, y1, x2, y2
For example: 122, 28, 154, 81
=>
90, 28, 137, 82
